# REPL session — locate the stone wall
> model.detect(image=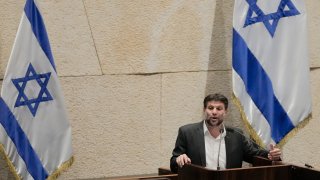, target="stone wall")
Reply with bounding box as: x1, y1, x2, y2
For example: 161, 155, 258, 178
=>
0, 0, 319, 179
